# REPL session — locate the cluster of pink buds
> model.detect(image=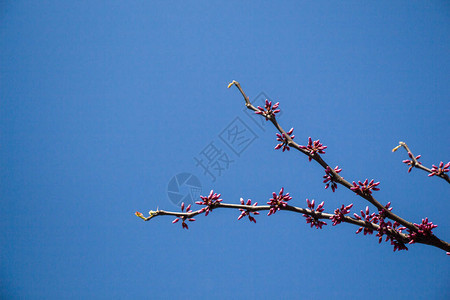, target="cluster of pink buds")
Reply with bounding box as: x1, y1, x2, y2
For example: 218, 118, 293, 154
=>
330, 203, 353, 226
354, 206, 378, 235
352, 203, 409, 251
376, 218, 393, 243
377, 202, 393, 219
391, 239, 408, 252
408, 217, 438, 244
350, 179, 380, 195
172, 202, 195, 229
428, 161, 450, 177
195, 190, 222, 216
350, 203, 409, 251
402, 152, 422, 172
303, 199, 327, 229
237, 198, 259, 223
381, 220, 408, 251
323, 166, 342, 192
267, 187, 292, 216
392, 221, 407, 234
299, 137, 327, 161
274, 128, 294, 152
255, 99, 280, 120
